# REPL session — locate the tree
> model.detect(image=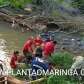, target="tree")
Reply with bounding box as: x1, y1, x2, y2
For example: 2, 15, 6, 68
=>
9, 0, 32, 8
72, 0, 84, 13
32, 0, 42, 5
